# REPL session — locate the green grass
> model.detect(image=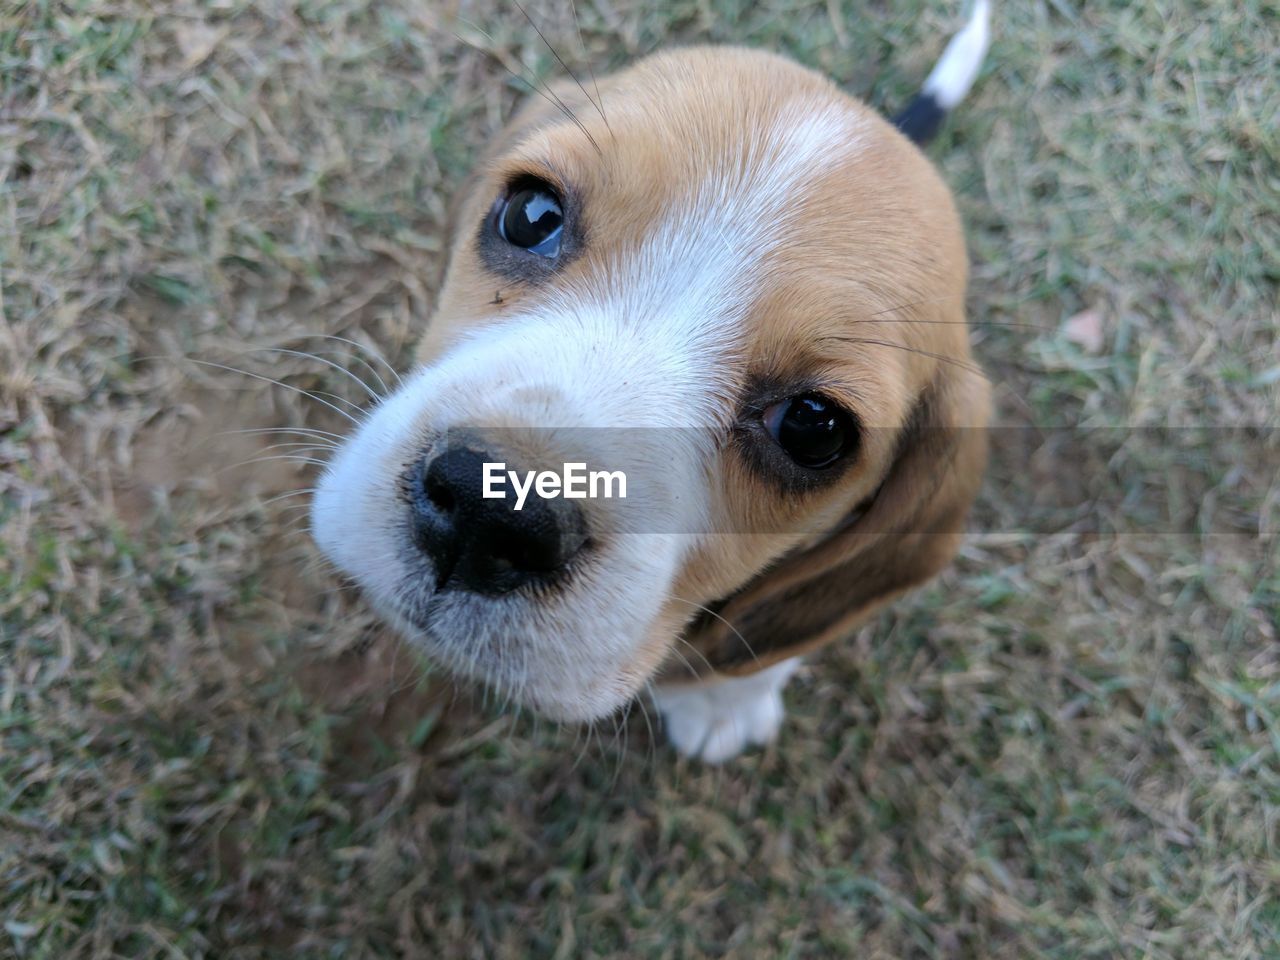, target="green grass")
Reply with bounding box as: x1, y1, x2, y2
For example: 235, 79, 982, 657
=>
1, 0, 1277, 957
